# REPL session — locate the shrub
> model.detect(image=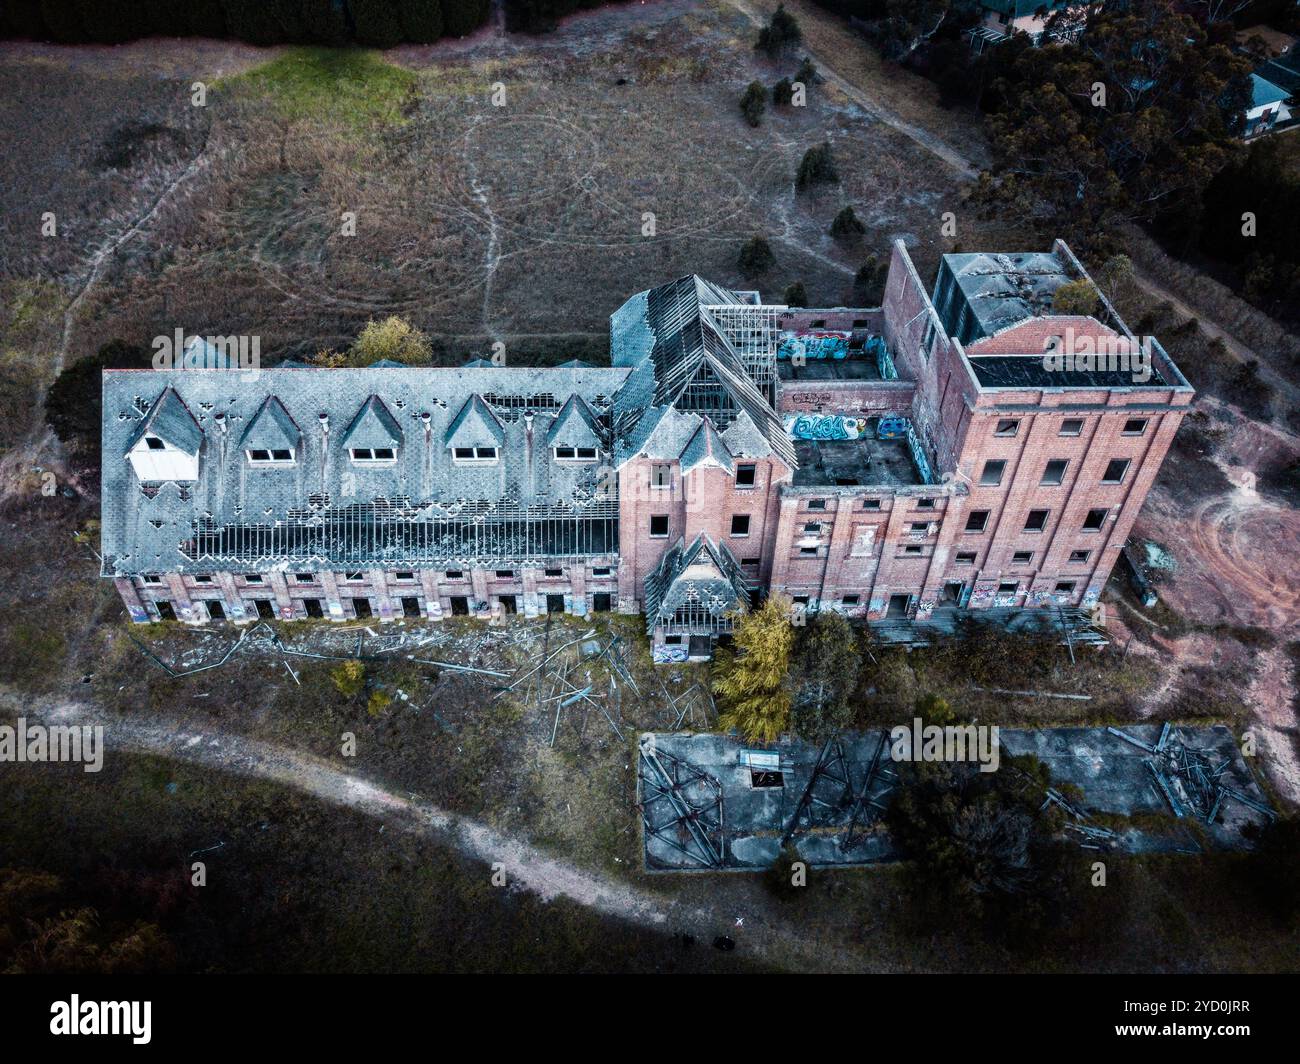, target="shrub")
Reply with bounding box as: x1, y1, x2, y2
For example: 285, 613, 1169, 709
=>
796, 142, 838, 191
331, 660, 365, 699
830, 205, 865, 240
755, 4, 801, 58
348, 316, 432, 366
737, 236, 775, 278
740, 81, 766, 127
